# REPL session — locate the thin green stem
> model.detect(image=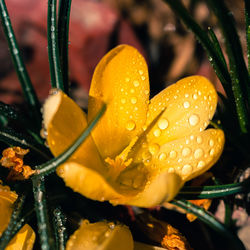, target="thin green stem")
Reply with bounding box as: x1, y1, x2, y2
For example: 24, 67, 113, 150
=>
208, 0, 250, 133
32, 177, 55, 250
177, 178, 250, 199
245, 0, 250, 74
171, 199, 245, 250
0, 194, 26, 249
58, 0, 72, 94
48, 0, 64, 90
53, 208, 68, 250
163, 0, 233, 101
0, 0, 41, 128
35, 105, 106, 176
